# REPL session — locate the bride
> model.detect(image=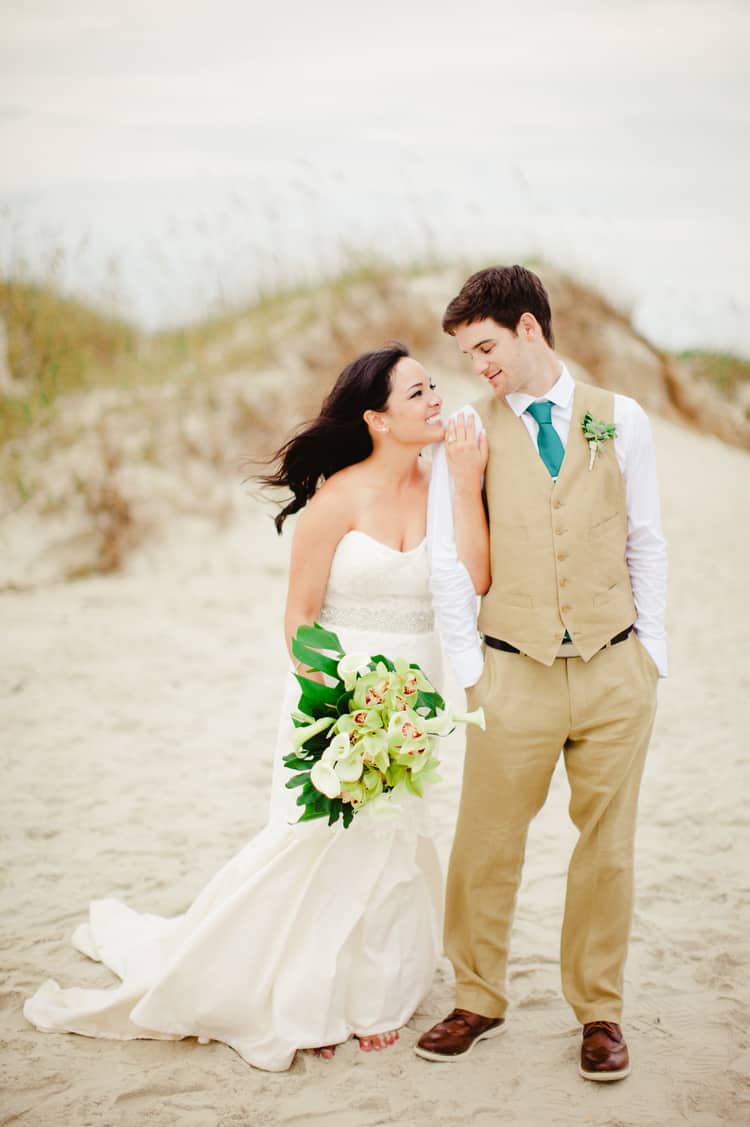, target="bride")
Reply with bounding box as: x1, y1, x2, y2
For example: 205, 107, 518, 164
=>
24, 343, 489, 1071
